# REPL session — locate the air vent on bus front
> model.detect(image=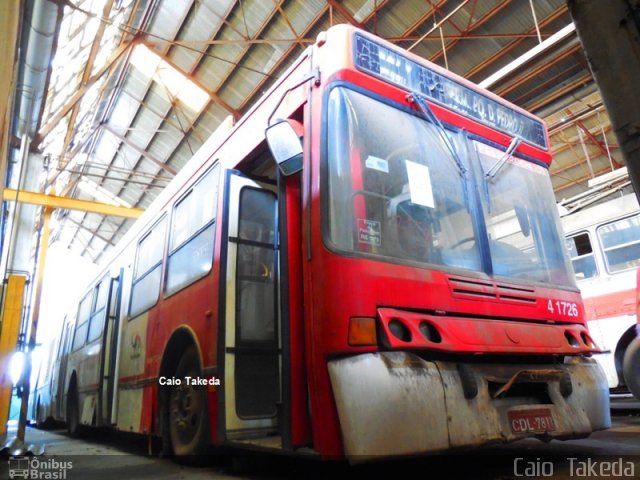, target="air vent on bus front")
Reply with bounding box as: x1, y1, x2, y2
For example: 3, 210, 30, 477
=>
448, 276, 536, 305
